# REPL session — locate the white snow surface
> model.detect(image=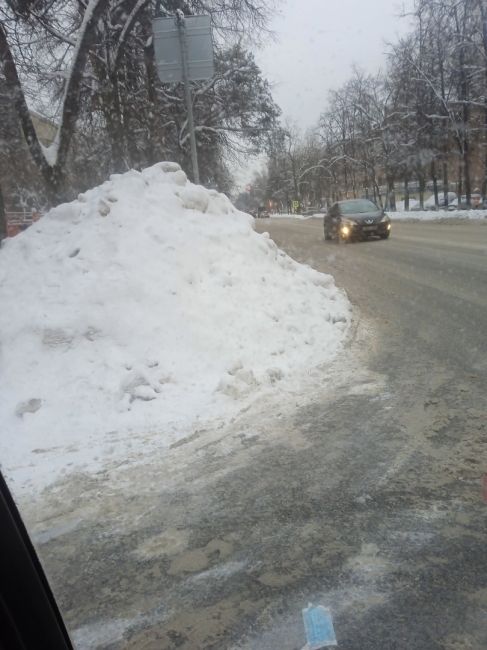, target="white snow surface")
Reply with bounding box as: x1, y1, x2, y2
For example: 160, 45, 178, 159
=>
0, 163, 350, 493
269, 213, 324, 220
271, 207, 487, 221
395, 199, 420, 211
392, 209, 487, 220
